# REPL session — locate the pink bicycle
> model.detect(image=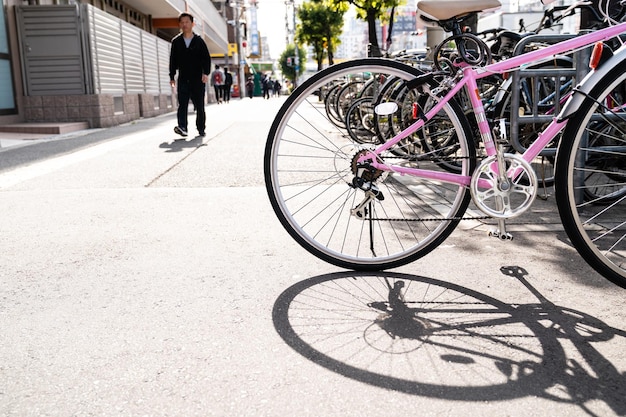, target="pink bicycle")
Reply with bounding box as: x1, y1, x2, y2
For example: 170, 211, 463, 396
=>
264, 0, 626, 288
